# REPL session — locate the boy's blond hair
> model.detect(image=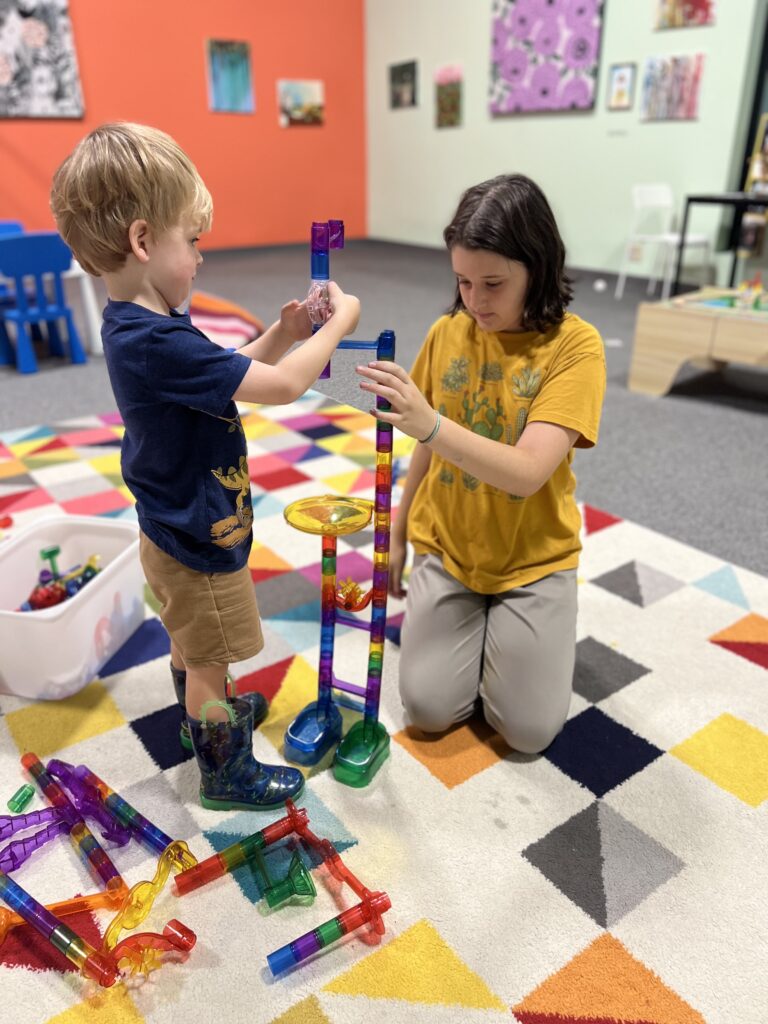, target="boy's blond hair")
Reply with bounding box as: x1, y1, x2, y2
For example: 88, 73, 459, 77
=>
50, 122, 212, 276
